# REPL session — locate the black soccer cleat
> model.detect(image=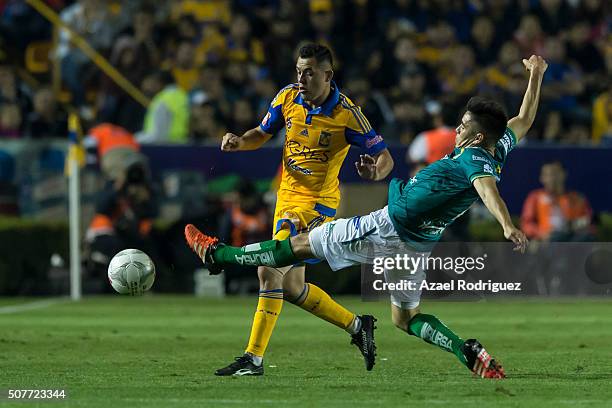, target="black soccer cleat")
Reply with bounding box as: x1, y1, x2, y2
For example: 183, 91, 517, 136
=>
214, 354, 264, 376
350, 315, 377, 371
461, 339, 506, 379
